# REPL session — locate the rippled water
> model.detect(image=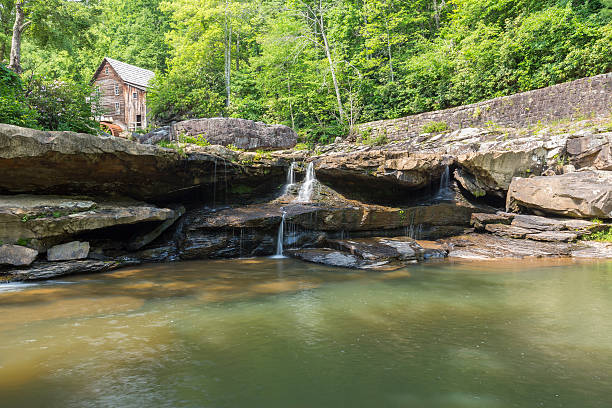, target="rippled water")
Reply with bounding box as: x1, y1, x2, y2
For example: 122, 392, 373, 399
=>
1, 258, 612, 408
